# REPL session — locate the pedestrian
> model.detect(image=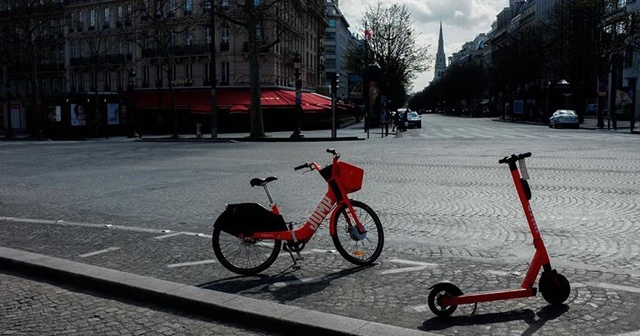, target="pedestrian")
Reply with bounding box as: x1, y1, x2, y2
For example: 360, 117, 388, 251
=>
402, 109, 408, 131
393, 111, 400, 133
